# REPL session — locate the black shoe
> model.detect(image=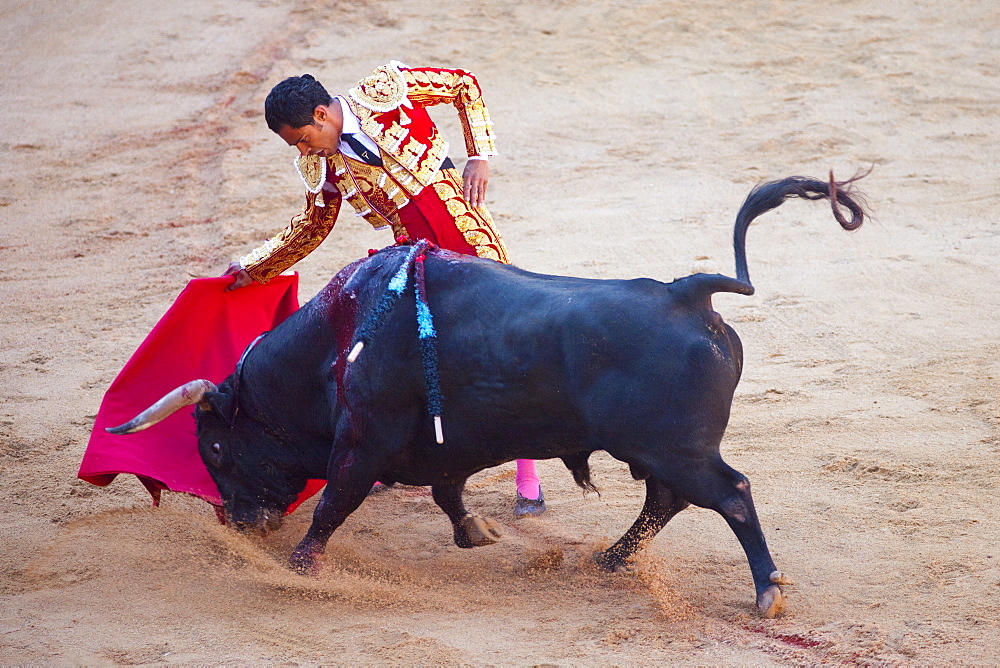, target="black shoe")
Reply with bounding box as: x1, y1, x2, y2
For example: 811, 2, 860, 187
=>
514, 487, 546, 518
368, 481, 394, 496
